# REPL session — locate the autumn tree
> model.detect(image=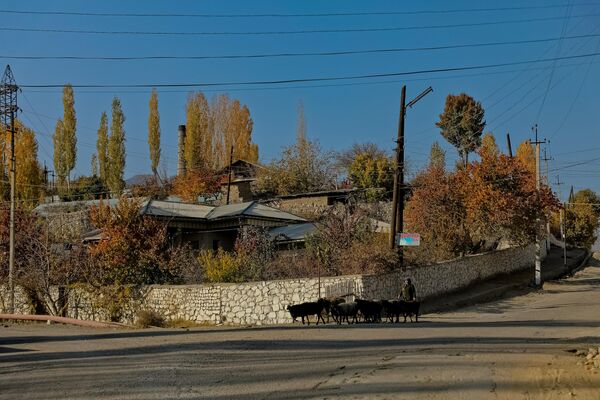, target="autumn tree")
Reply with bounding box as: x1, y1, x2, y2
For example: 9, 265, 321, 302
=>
479, 132, 500, 159
1, 120, 44, 206
96, 112, 109, 184
405, 165, 469, 262
52, 119, 67, 188
91, 154, 98, 177
436, 93, 486, 167
148, 89, 161, 179
428, 141, 446, 170
256, 136, 334, 196
185, 92, 211, 170
515, 140, 536, 172
88, 197, 186, 285
171, 168, 221, 203
561, 189, 600, 248
107, 98, 126, 195
61, 84, 77, 186
347, 149, 393, 200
